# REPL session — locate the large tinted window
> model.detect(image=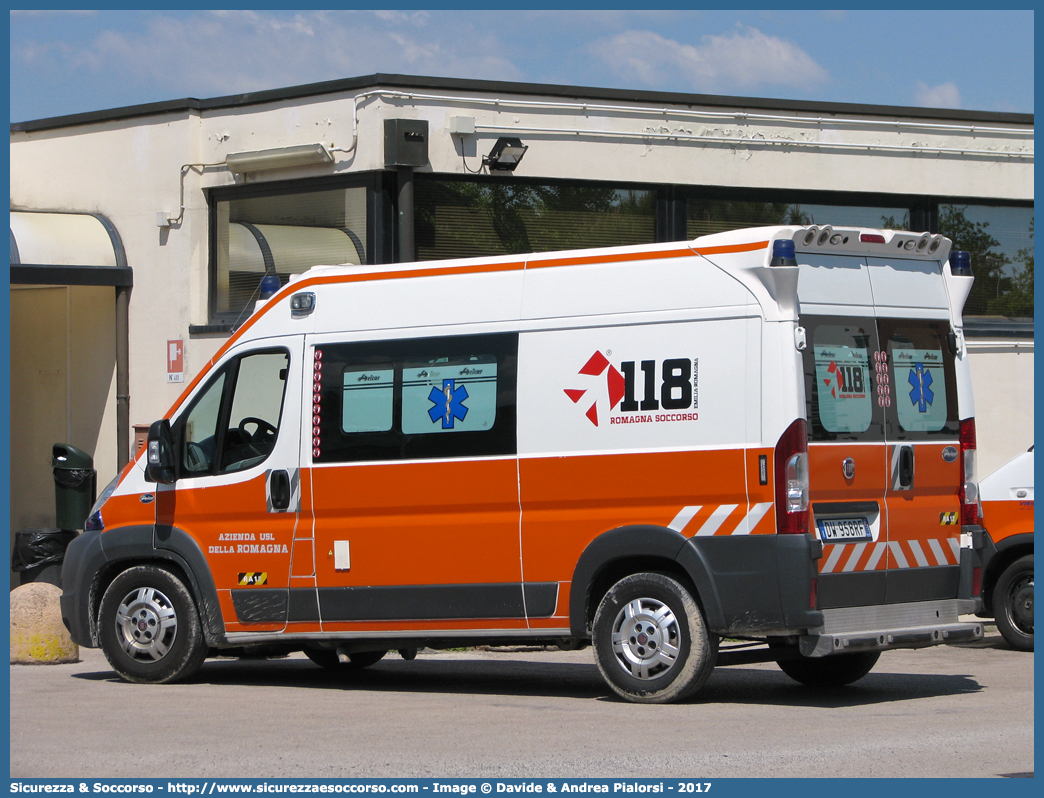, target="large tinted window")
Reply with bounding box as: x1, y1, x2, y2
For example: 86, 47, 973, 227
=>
314, 334, 517, 463
415, 178, 657, 260
210, 180, 370, 322
938, 204, 1033, 317
687, 198, 910, 238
